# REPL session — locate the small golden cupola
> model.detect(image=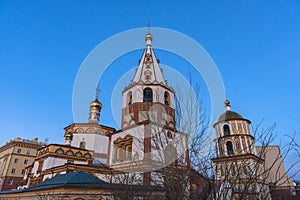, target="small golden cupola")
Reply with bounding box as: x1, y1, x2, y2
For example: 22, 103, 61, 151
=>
64, 132, 73, 146
88, 97, 102, 124
145, 24, 152, 46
